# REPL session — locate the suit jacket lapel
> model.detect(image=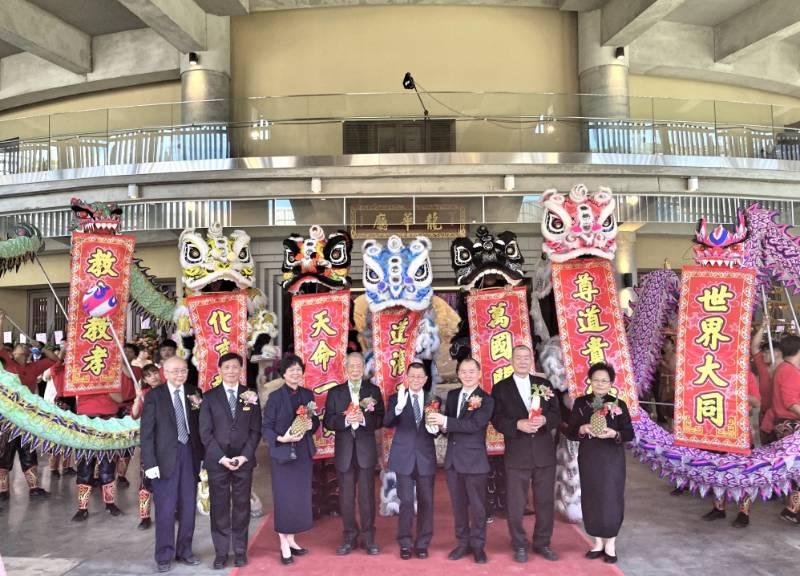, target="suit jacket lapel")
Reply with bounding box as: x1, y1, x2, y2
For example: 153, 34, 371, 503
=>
165, 384, 177, 427
511, 377, 529, 416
